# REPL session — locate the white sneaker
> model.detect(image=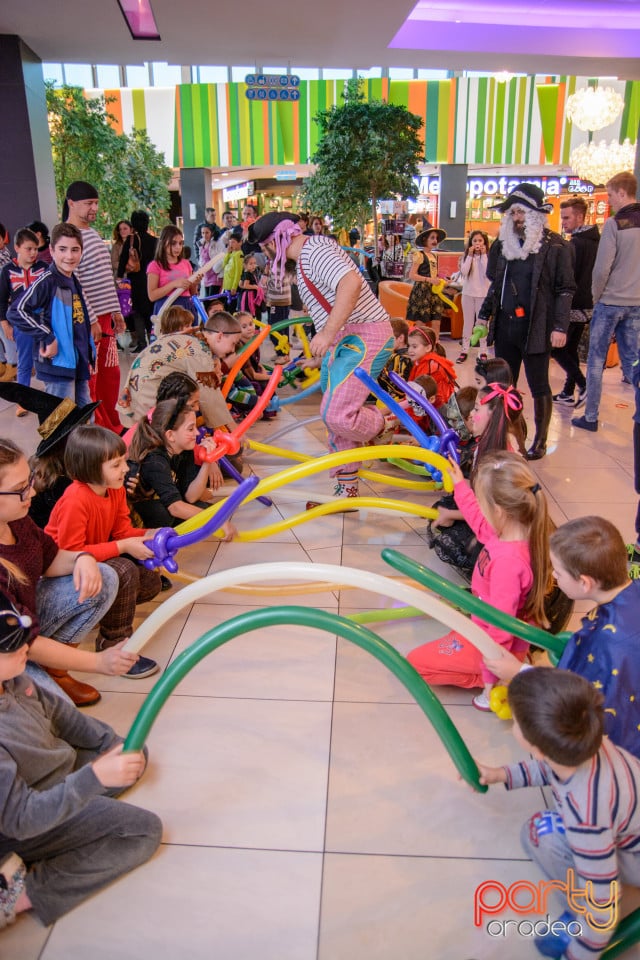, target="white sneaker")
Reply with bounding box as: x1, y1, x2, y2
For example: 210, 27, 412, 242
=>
472, 691, 491, 712
0, 853, 26, 929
